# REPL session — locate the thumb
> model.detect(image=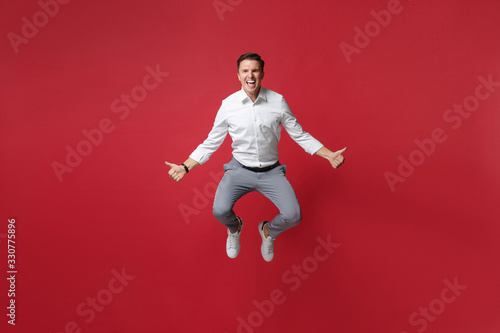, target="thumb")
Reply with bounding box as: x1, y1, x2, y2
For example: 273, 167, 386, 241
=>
338, 147, 347, 154
165, 161, 175, 168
